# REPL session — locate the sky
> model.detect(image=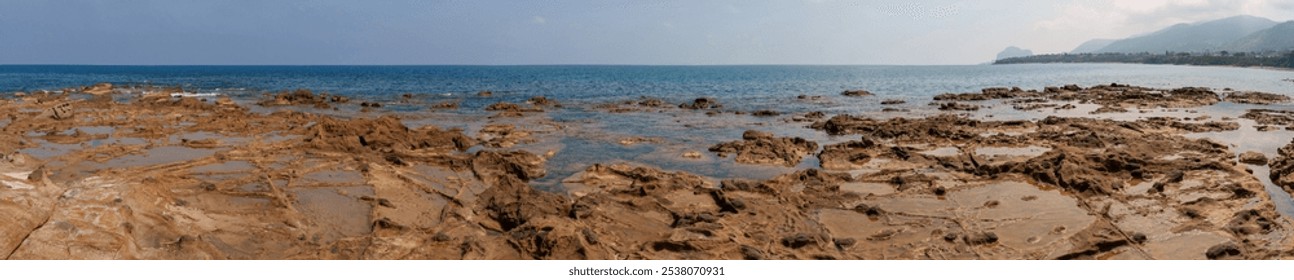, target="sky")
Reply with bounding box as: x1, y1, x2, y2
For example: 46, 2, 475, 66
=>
1, 0, 1292, 65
